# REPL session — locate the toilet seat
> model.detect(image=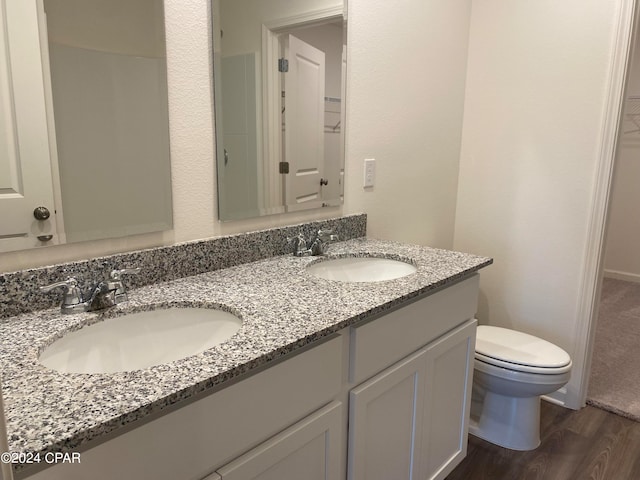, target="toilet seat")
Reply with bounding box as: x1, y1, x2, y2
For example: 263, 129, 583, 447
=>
475, 326, 571, 375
